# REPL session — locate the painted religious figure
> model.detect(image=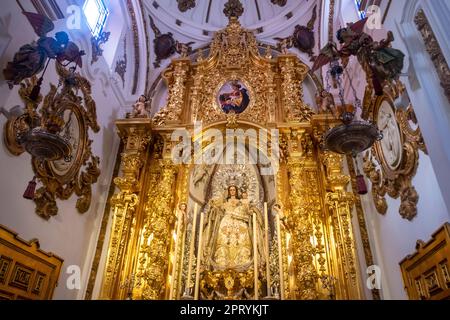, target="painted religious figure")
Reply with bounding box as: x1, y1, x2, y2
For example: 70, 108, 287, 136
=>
218, 80, 250, 114
202, 185, 265, 272
377, 101, 402, 170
